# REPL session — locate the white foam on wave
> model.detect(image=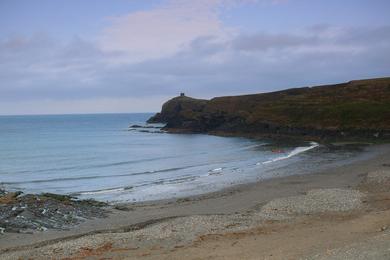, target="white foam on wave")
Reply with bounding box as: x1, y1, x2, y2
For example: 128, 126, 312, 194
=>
78, 187, 126, 195
257, 142, 319, 165
208, 167, 223, 176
